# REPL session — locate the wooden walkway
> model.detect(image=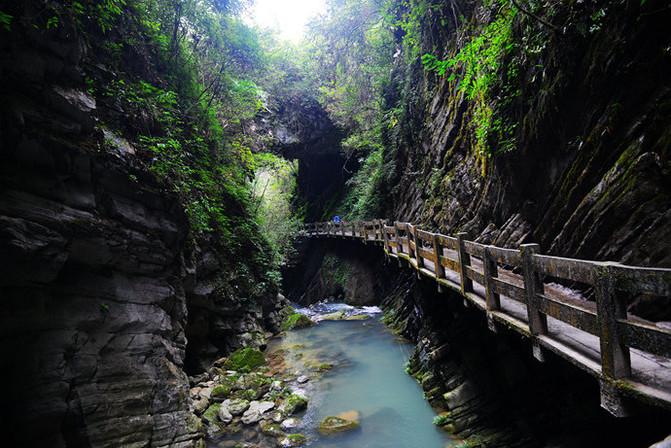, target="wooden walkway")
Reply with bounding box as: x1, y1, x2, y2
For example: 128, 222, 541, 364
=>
303, 220, 671, 417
